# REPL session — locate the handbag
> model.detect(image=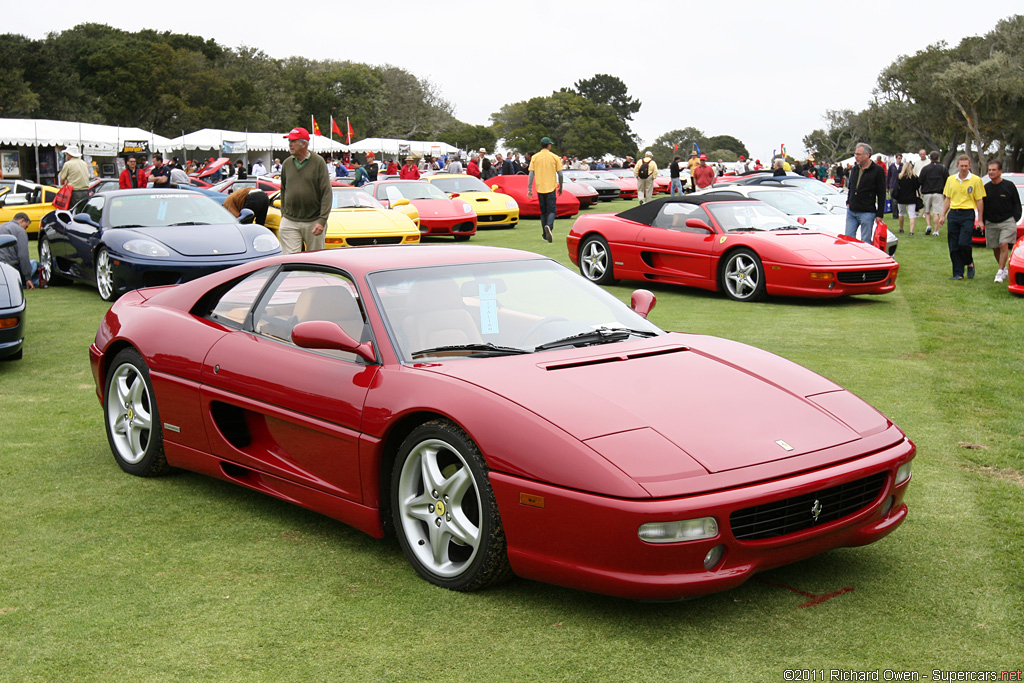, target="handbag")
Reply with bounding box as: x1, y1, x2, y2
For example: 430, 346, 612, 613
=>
914, 196, 924, 211
52, 185, 73, 210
